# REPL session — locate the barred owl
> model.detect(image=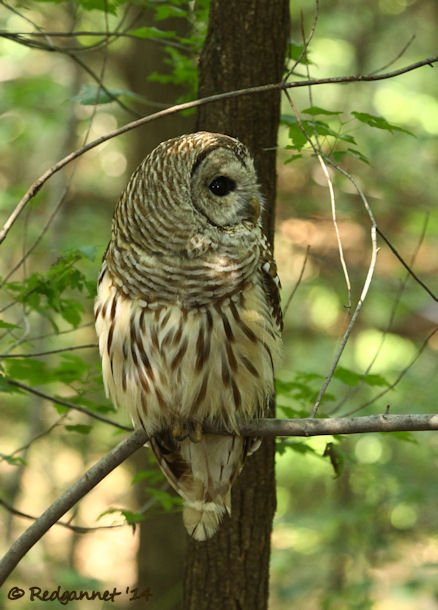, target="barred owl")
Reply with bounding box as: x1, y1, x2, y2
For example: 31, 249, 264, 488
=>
95, 132, 282, 541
